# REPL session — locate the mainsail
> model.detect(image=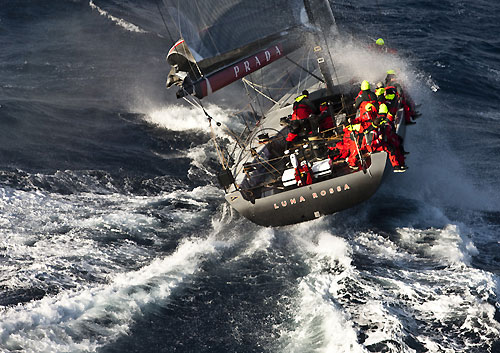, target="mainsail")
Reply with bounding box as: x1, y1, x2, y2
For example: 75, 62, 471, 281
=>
162, 0, 309, 98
